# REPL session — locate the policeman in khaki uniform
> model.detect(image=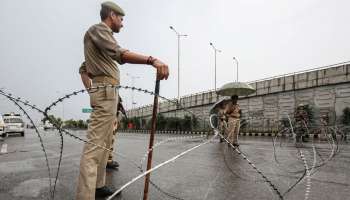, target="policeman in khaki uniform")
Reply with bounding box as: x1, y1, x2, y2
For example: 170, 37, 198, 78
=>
223, 95, 241, 147
77, 2, 169, 199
